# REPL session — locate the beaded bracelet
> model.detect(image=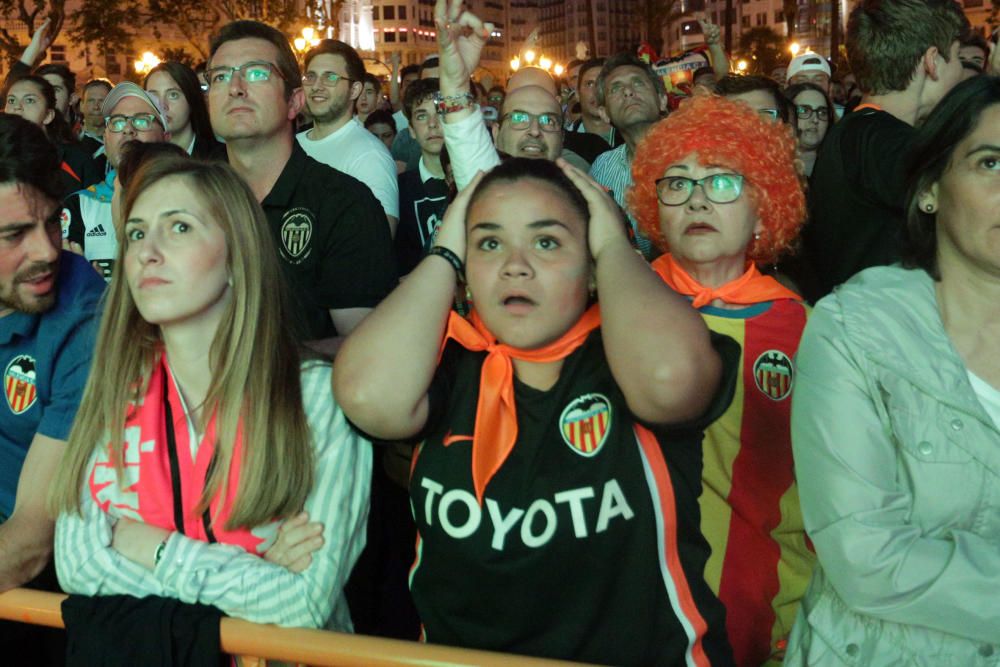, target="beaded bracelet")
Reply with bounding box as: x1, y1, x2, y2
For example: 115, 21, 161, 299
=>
427, 246, 465, 281
434, 91, 476, 115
